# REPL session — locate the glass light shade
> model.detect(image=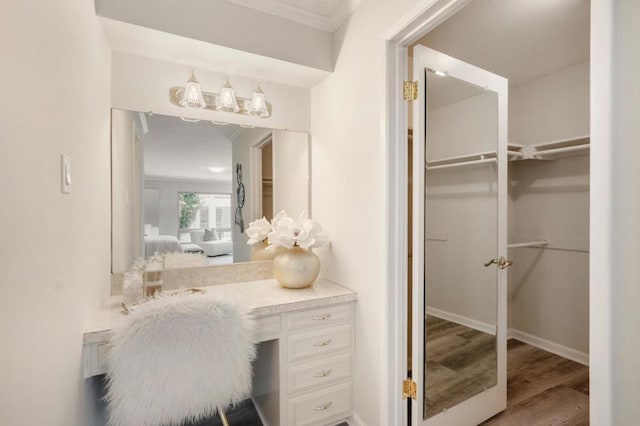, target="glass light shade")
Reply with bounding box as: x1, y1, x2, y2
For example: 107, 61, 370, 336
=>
248, 85, 270, 117
180, 72, 207, 109
217, 80, 240, 113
